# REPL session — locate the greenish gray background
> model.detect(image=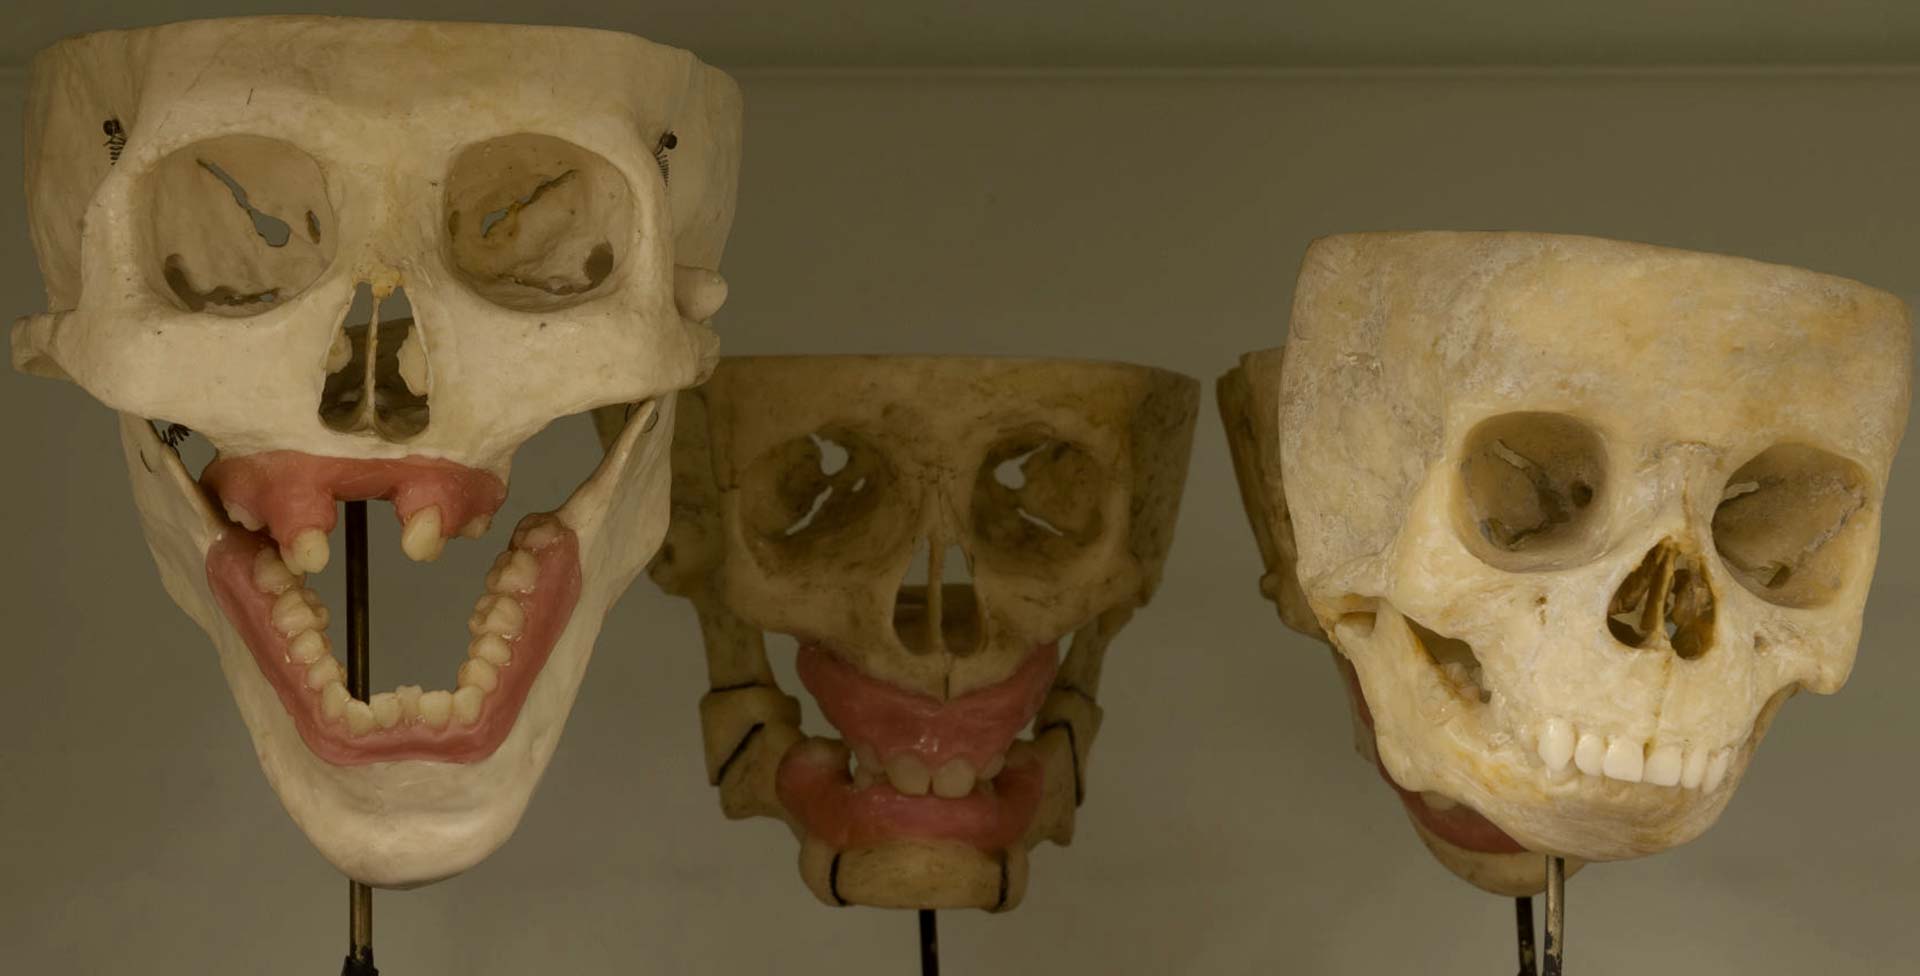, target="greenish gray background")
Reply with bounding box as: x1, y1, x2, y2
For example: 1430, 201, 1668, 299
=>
2, 3, 1917, 972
